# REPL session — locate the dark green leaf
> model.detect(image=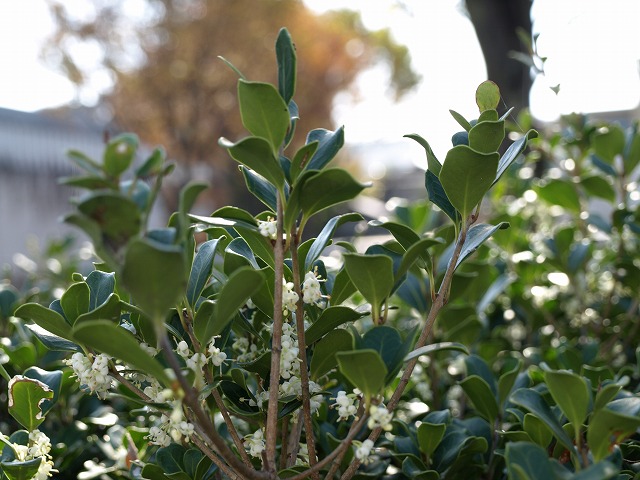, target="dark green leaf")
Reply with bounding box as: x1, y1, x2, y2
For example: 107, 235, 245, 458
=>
404, 133, 442, 174
290, 141, 318, 183
448, 110, 472, 132
536, 179, 581, 212
240, 166, 277, 211
298, 169, 369, 220
417, 422, 447, 458
135, 146, 166, 177
544, 370, 591, 434
75, 293, 121, 324
72, 320, 170, 385
468, 120, 505, 153
14, 303, 73, 340
23, 367, 62, 416
455, 222, 509, 270
329, 267, 357, 306
305, 127, 345, 171
219, 136, 285, 189
305, 306, 364, 344
505, 442, 556, 480
460, 376, 499, 423
104, 133, 138, 177
425, 170, 459, 222
8, 376, 53, 430
0, 457, 43, 480
276, 28, 296, 104
439, 145, 500, 220
404, 342, 469, 363
61, 281, 90, 324
343, 253, 394, 323
523, 413, 553, 448
305, 213, 363, 270
86, 270, 116, 309
587, 397, 640, 461
336, 349, 387, 400
580, 175, 616, 202
362, 326, 405, 384
156, 444, 187, 474
25, 324, 81, 352
78, 192, 141, 247
187, 238, 223, 308
493, 130, 538, 185
310, 329, 354, 380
